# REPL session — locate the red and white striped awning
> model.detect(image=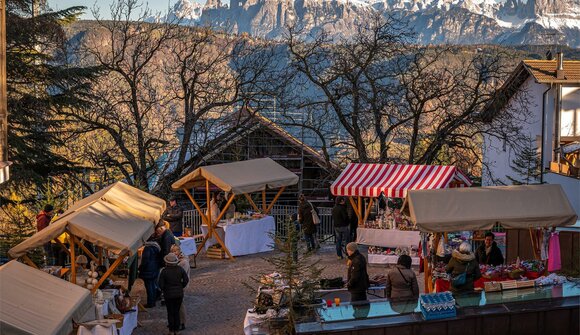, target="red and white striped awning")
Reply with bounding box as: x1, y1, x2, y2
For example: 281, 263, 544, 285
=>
330, 163, 472, 198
